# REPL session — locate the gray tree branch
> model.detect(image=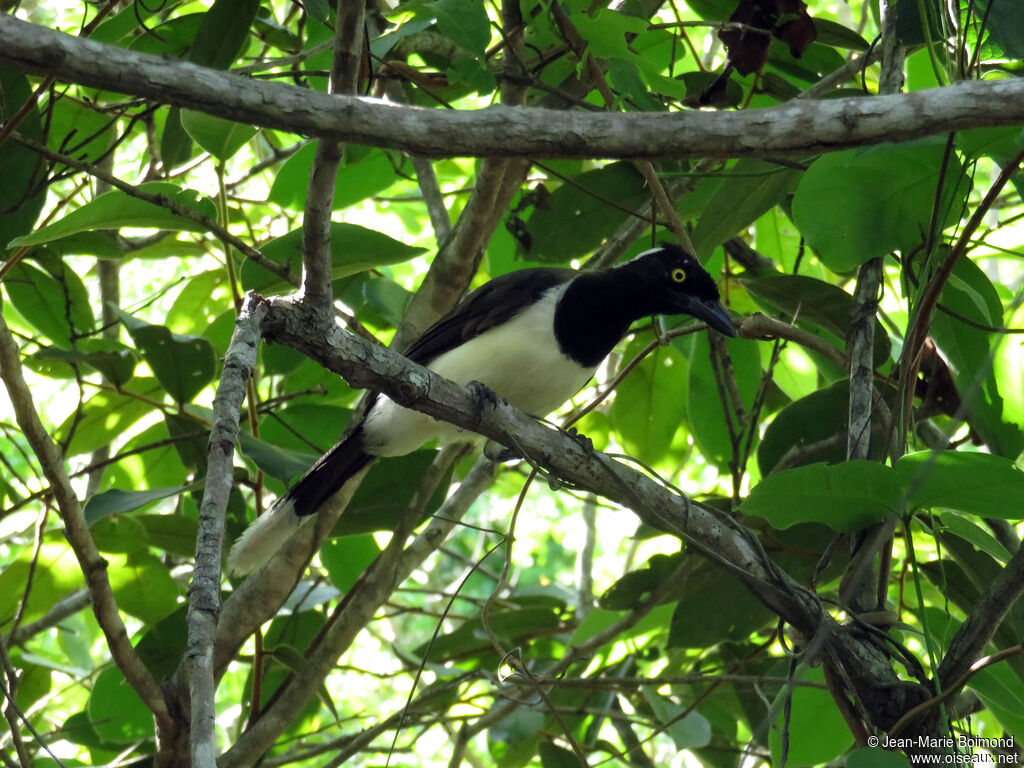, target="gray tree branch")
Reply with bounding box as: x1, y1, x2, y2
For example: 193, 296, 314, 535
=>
299, 0, 366, 309
3, 14, 1024, 161
185, 294, 268, 768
